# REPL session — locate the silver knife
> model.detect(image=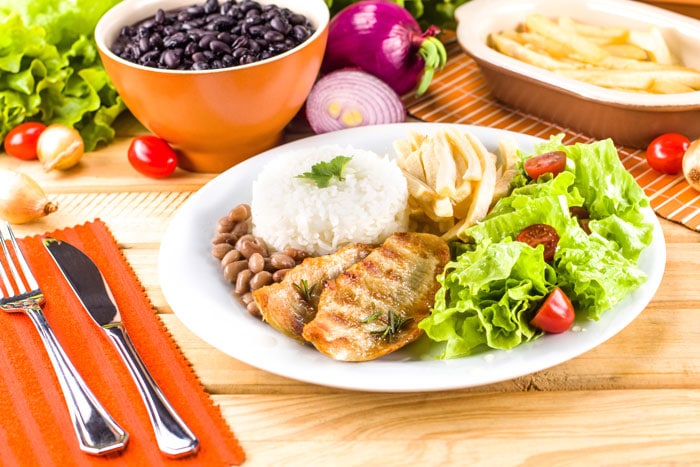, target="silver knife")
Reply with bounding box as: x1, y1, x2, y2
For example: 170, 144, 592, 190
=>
43, 238, 199, 458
